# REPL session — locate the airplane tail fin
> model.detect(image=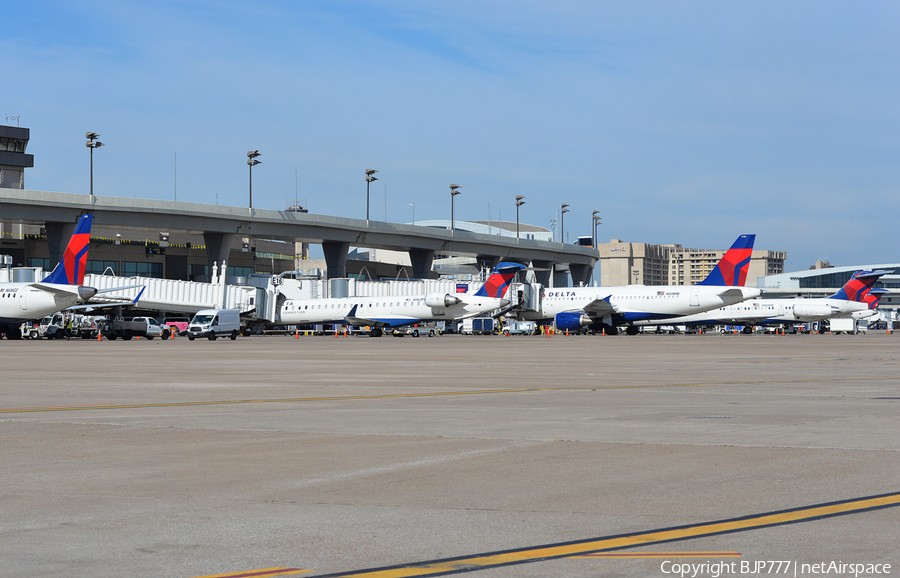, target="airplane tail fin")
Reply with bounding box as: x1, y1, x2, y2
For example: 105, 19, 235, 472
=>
863, 288, 889, 310
474, 262, 526, 298
828, 270, 890, 301
698, 234, 755, 286
42, 214, 94, 286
